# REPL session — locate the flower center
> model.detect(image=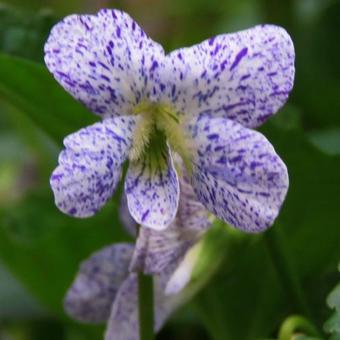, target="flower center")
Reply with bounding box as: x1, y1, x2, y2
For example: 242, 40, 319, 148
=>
129, 102, 192, 172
